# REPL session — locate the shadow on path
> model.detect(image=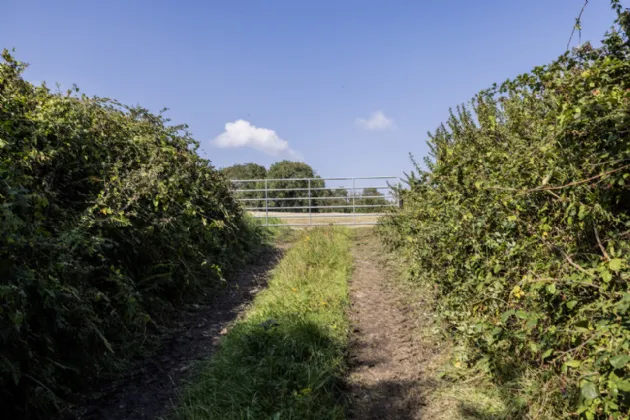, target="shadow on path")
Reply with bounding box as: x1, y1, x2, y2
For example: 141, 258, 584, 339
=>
72, 246, 284, 420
